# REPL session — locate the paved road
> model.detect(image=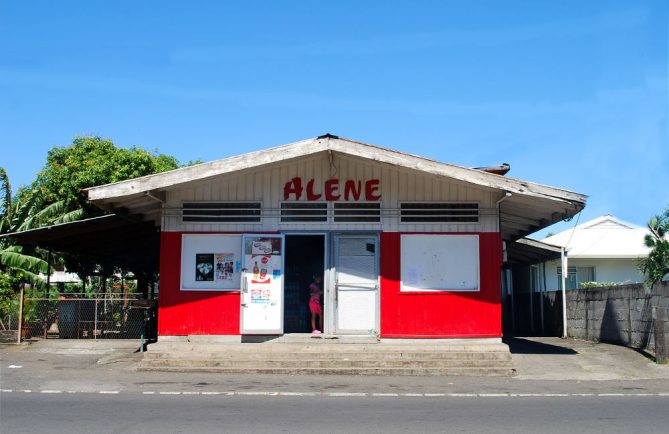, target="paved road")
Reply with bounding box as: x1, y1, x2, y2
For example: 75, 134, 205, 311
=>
2, 393, 668, 433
